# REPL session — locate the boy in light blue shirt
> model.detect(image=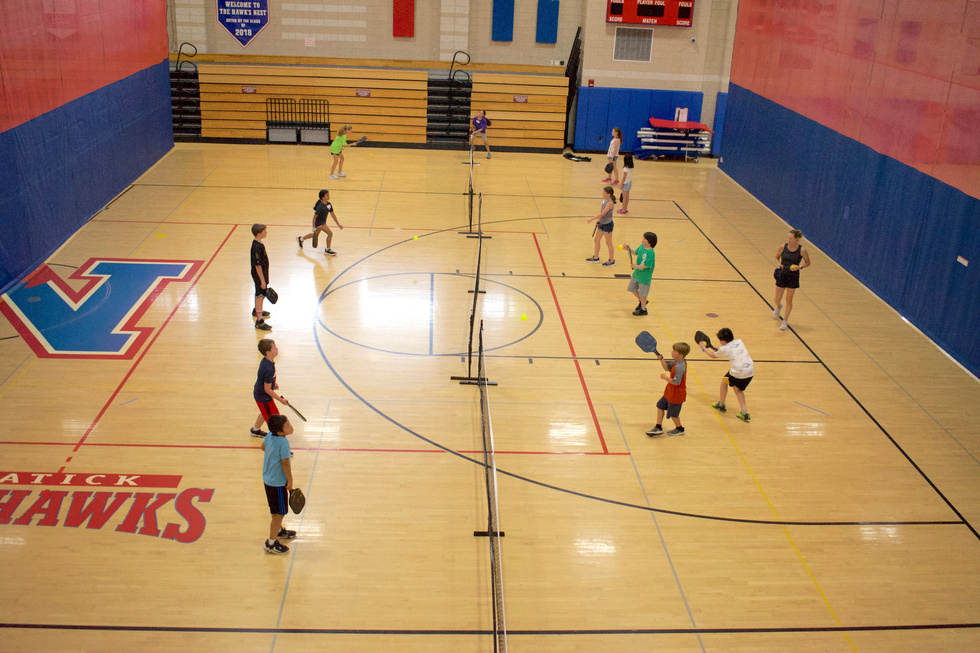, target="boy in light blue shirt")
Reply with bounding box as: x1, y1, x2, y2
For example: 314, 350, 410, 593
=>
261, 414, 296, 555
